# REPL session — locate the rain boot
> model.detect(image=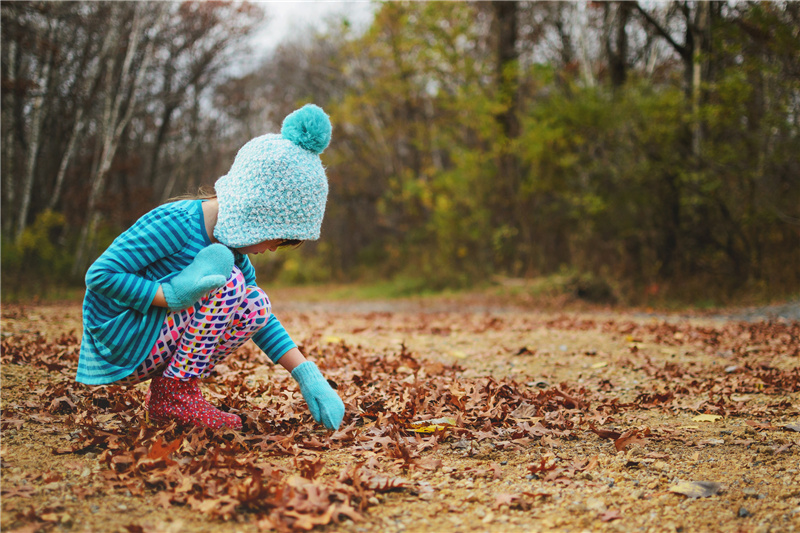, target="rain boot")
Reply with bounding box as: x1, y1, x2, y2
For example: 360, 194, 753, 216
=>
145, 375, 242, 430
